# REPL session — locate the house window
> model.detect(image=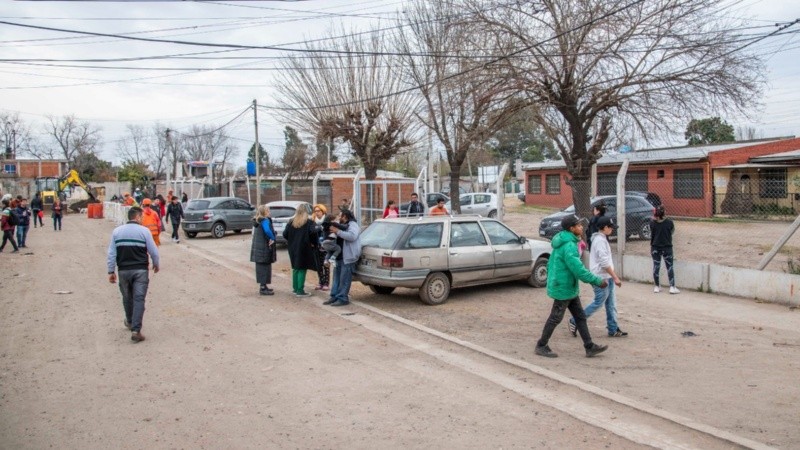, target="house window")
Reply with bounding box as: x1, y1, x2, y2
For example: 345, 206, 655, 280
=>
545, 174, 561, 194
597, 171, 648, 195
673, 169, 704, 199
3, 164, 16, 174
657, 169, 665, 179
527, 175, 541, 194
759, 168, 787, 199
